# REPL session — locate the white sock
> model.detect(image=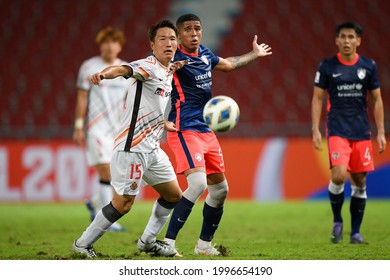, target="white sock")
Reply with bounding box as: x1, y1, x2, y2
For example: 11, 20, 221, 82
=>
90, 194, 100, 210
76, 210, 112, 247
197, 239, 211, 249
99, 182, 114, 209
351, 185, 367, 199
328, 180, 344, 195
141, 200, 171, 243
163, 238, 175, 247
